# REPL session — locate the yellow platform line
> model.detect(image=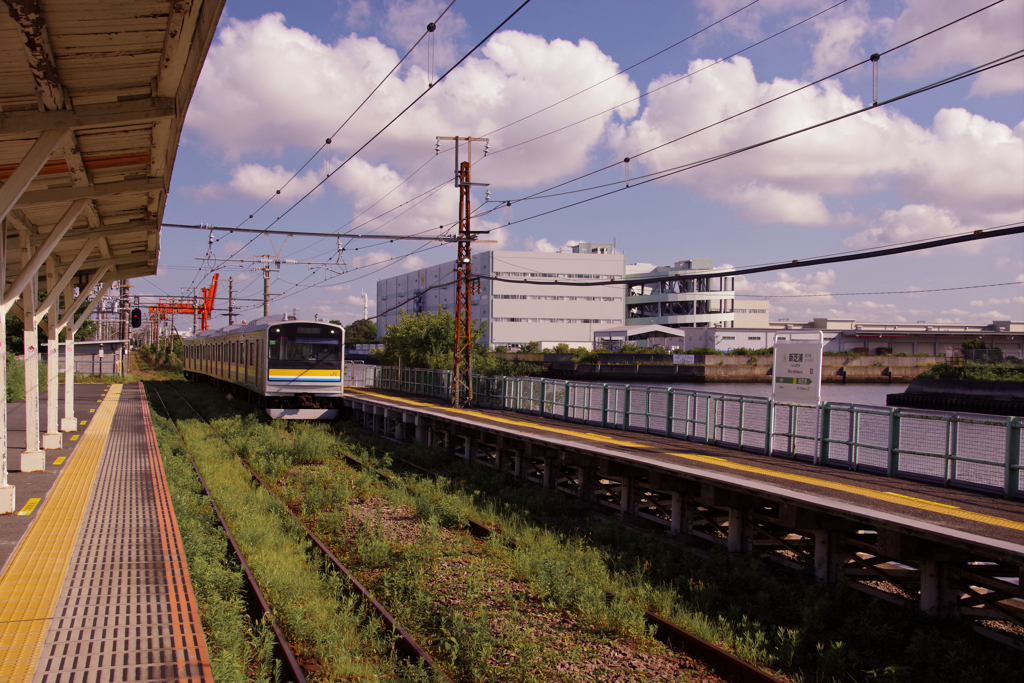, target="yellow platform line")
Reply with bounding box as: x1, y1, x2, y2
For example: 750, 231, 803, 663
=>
0, 385, 122, 683
352, 389, 1024, 533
